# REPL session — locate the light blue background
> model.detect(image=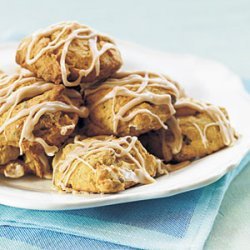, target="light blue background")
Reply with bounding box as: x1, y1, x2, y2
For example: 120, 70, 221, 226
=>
0, 0, 249, 78
0, 0, 249, 248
